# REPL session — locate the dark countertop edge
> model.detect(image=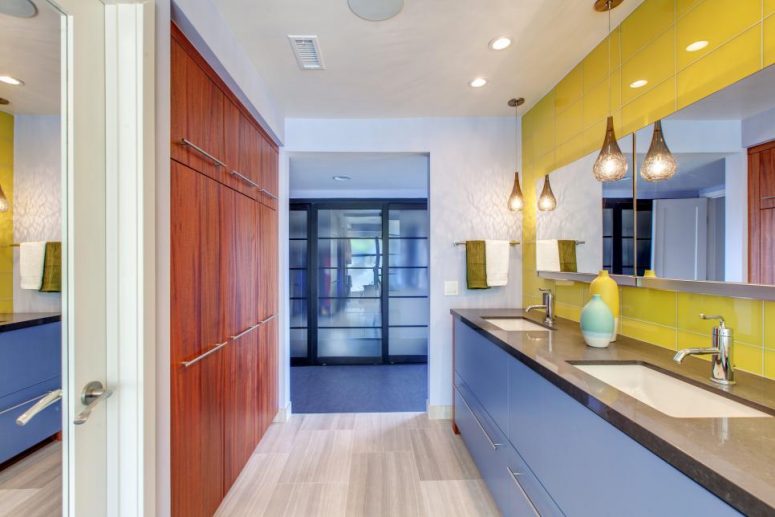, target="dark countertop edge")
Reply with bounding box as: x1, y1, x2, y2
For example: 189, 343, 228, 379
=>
0, 313, 61, 333
451, 310, 772, 516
